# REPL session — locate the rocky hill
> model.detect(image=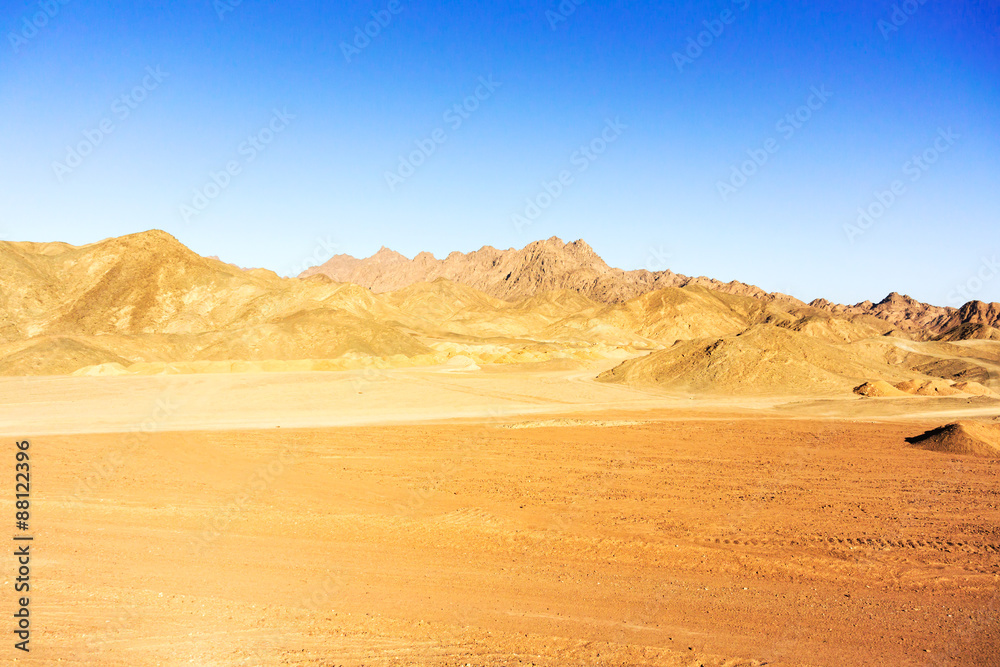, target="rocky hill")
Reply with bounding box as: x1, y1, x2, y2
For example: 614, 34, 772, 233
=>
1, 230, 998, 397
303, 237, 999, 340
300, 237, 805, 305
